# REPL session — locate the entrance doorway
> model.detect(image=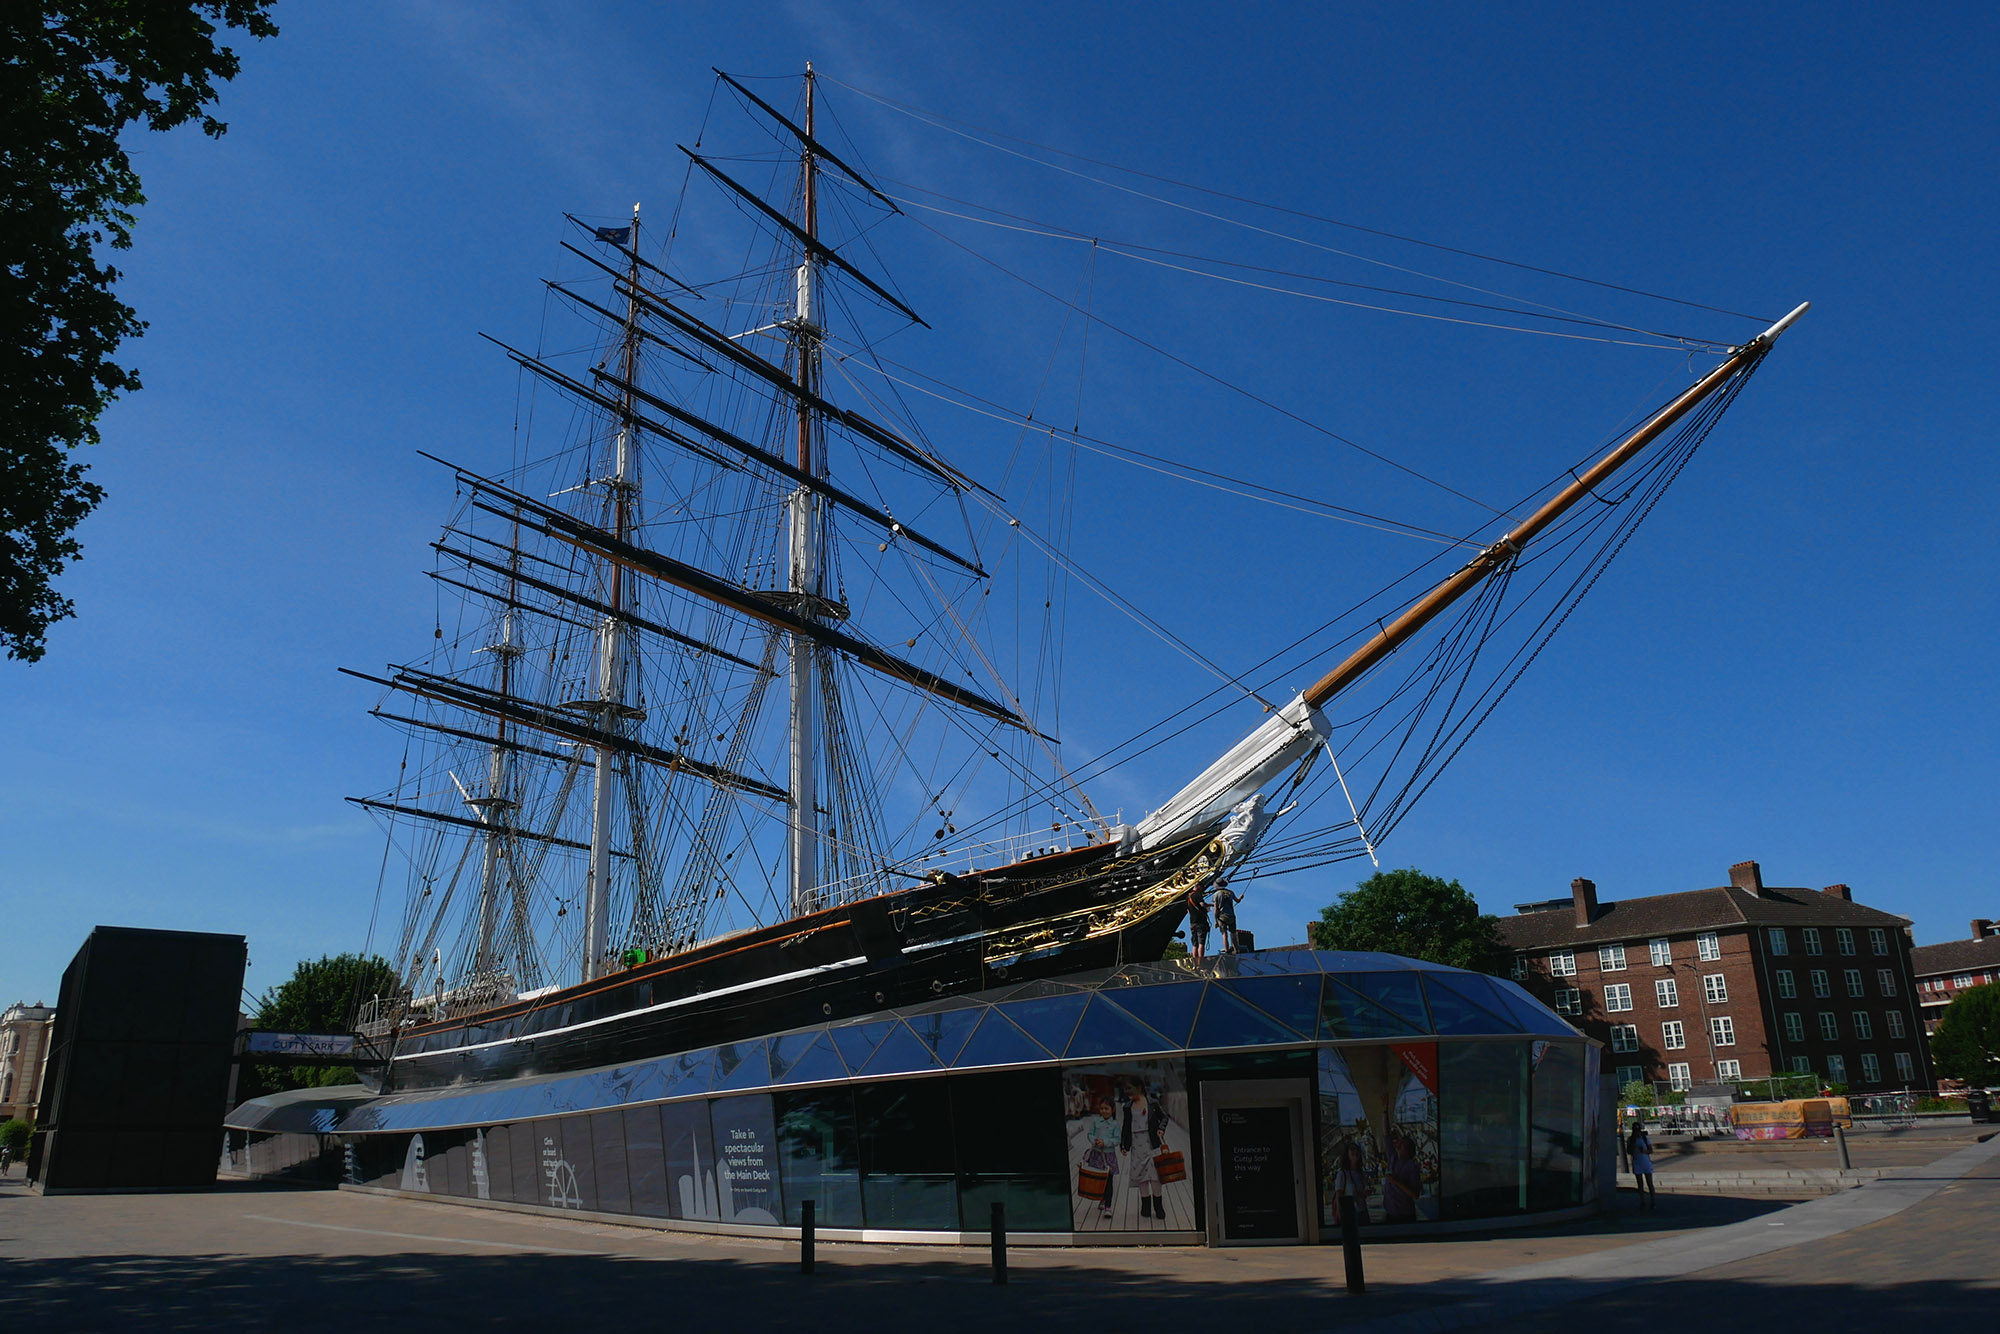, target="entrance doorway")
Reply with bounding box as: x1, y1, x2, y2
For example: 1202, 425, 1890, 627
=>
1200, 1078, 1315, 1246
